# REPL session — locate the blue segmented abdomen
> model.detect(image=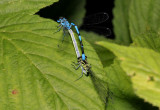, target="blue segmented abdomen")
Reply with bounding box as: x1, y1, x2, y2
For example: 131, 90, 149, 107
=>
78, 36, 82, 41
82, 54, 85, 61
57, 19, 86, 61
73, 25, 86, 61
